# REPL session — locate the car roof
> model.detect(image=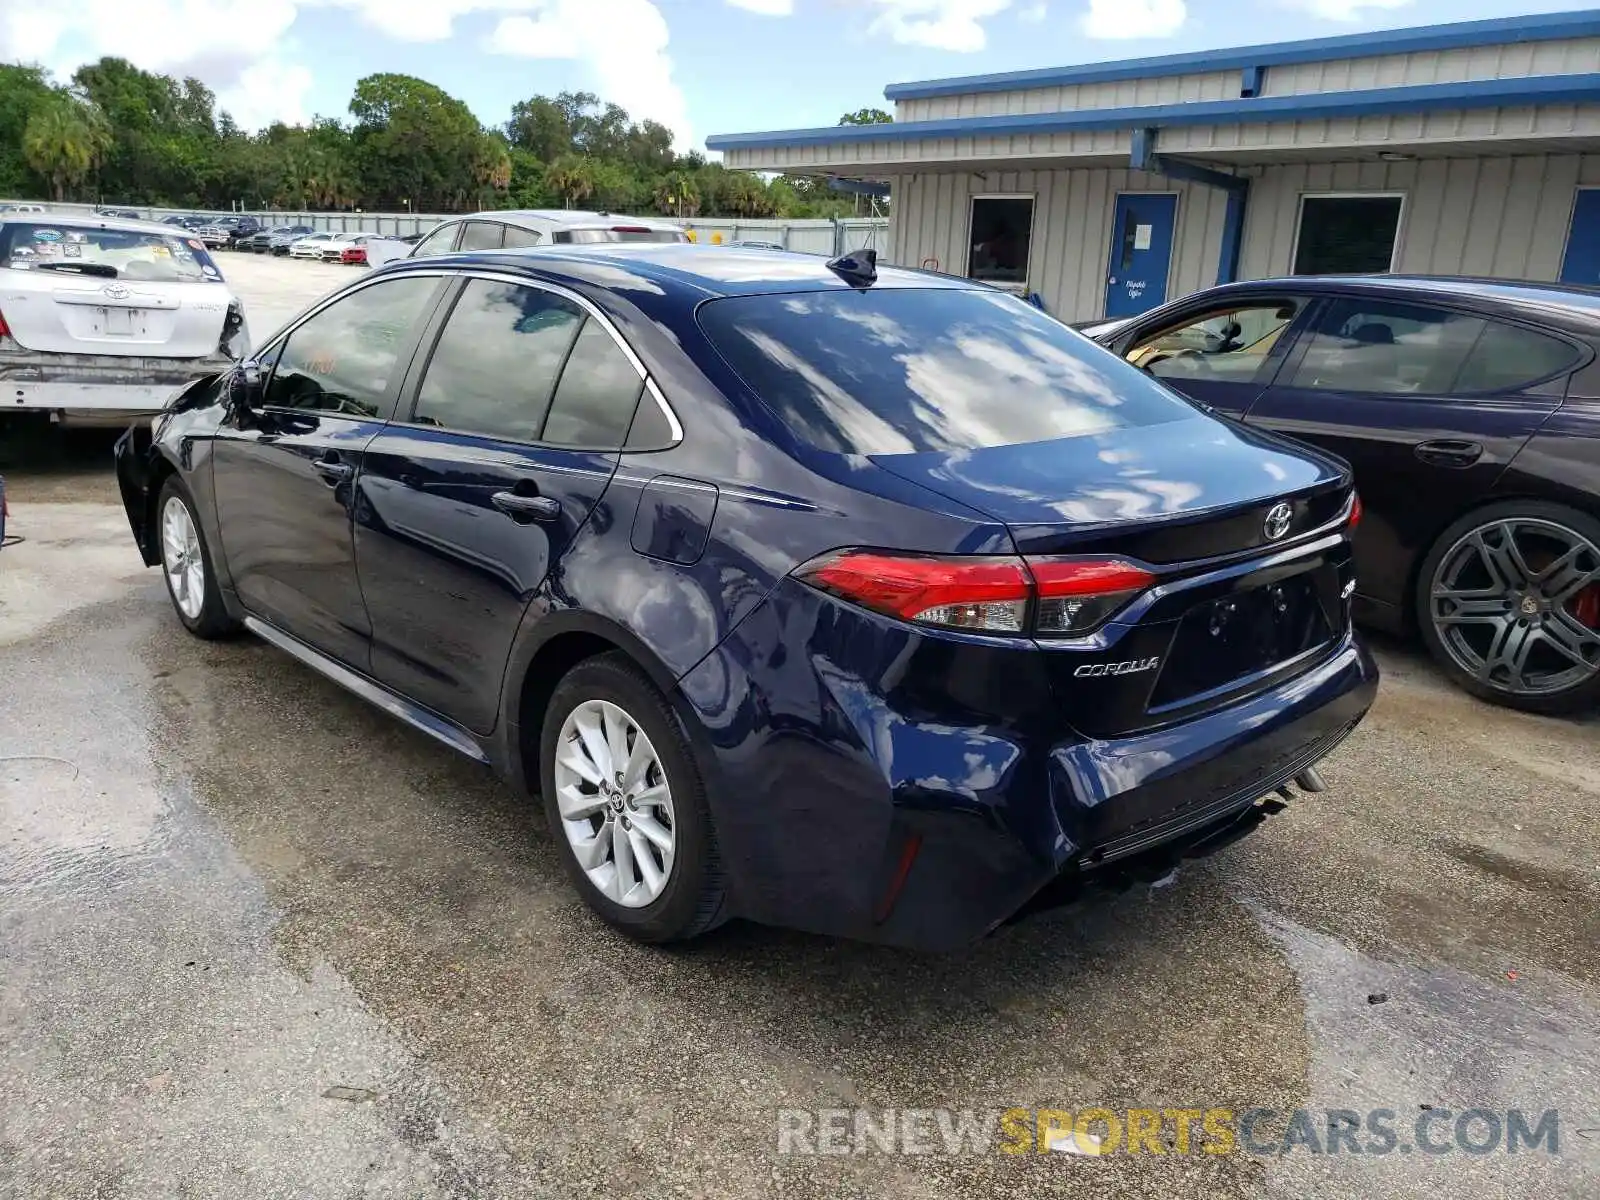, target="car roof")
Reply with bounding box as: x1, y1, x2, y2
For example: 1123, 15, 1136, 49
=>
380, 242, 976, 299
1210, 273, 1600, 325
443, 209, 686, 233
1, 212, 199, 237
